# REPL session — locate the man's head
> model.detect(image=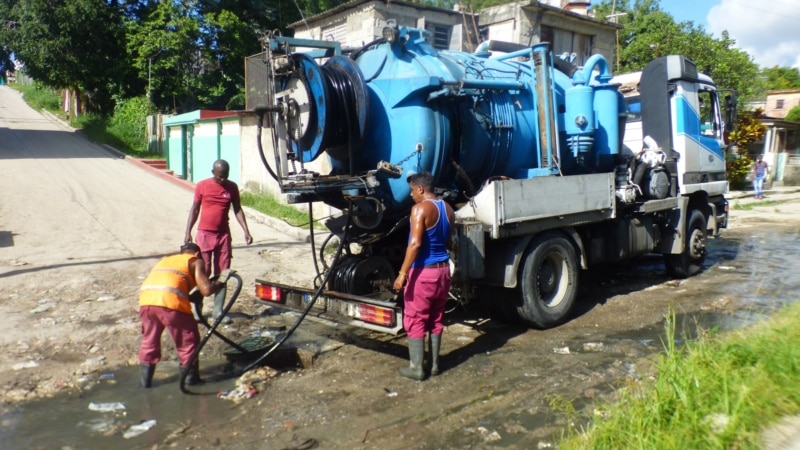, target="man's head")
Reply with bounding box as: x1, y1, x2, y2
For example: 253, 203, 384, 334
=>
180, 242, 201, 255
212, 160, 230, 183
406, 172, 434, 203
757, 154, 763, 162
